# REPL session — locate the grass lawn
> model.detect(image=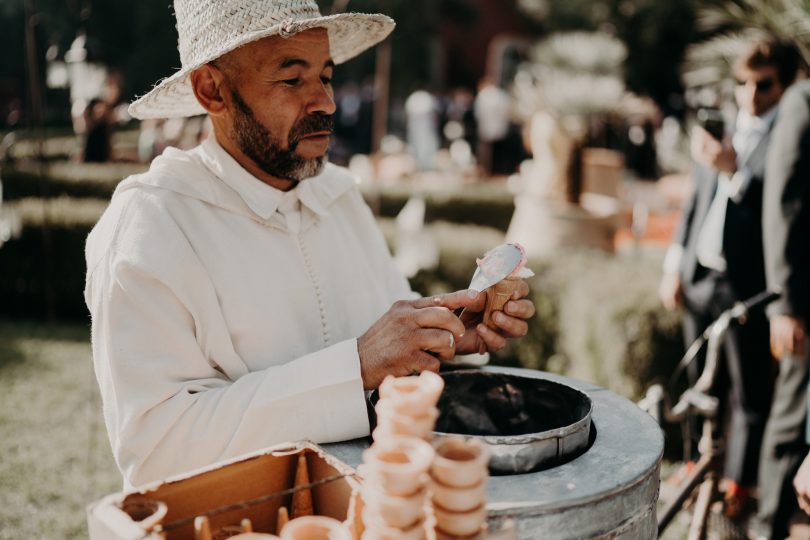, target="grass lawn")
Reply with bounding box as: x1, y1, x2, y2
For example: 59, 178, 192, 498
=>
0, 322, 120, 539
